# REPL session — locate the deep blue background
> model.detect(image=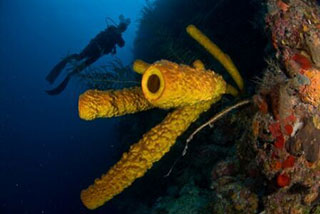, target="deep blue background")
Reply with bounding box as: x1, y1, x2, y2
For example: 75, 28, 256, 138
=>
0, 0, 146, 213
